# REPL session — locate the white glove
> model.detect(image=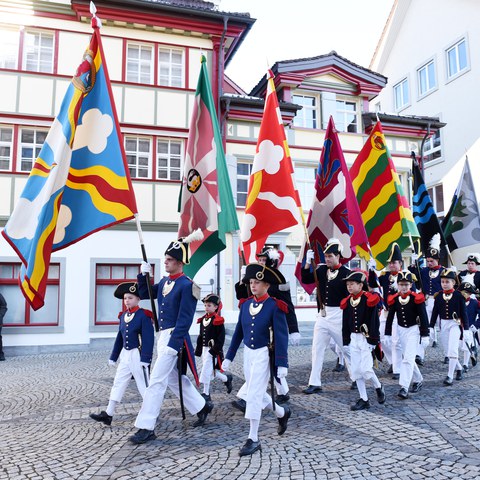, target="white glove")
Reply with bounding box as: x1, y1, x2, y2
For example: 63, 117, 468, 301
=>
240, 265, 247, 276
306, 249, 315, 264
429, 327, 435, 337
277, 366, 288, 378
140, 362, 150, 368
222, 359, 231, 371
140, 261, 152, 276
382, 336, 392, 348
289, 332, 302, 346
164, 346, 178, 356
469, 325, 477, 333
368, 344, 376, 351
367, 258, 376, 271
450, 265, 457, 272
108, 359, 116, 367
411, 253, 419, 262
421, 336, 430, 347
